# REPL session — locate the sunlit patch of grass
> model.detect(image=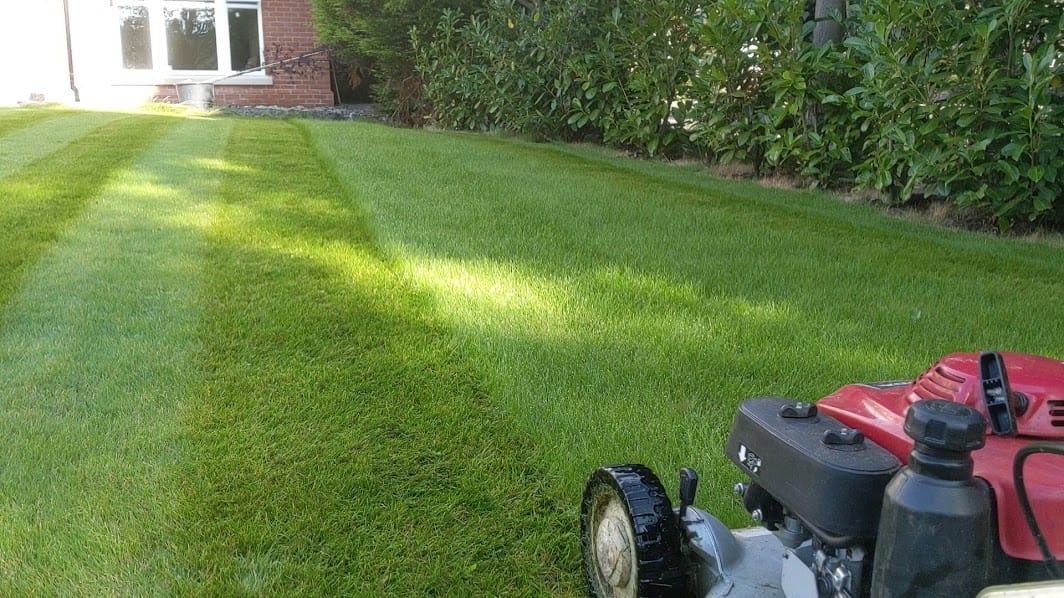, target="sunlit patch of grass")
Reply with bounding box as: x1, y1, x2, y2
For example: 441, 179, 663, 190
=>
136, 102, 200, 116
192, 156, 259, 174
400, 255, 575, 341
